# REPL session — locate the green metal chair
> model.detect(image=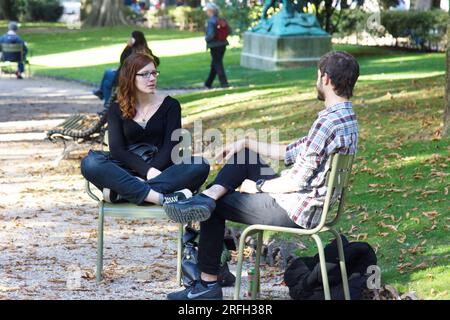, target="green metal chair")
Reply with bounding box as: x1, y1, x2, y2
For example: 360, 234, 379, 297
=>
233, 153, 355, 300
0, 43, 30, 77
85, 131, 185, 285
